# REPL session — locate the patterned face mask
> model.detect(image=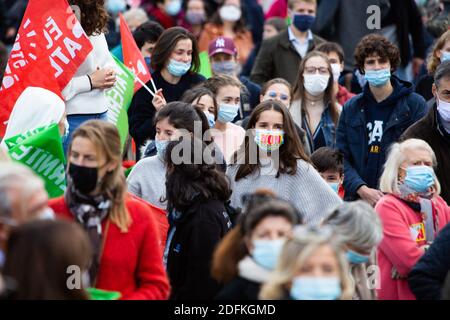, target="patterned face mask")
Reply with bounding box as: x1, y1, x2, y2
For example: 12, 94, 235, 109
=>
254, 129, 284, 152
